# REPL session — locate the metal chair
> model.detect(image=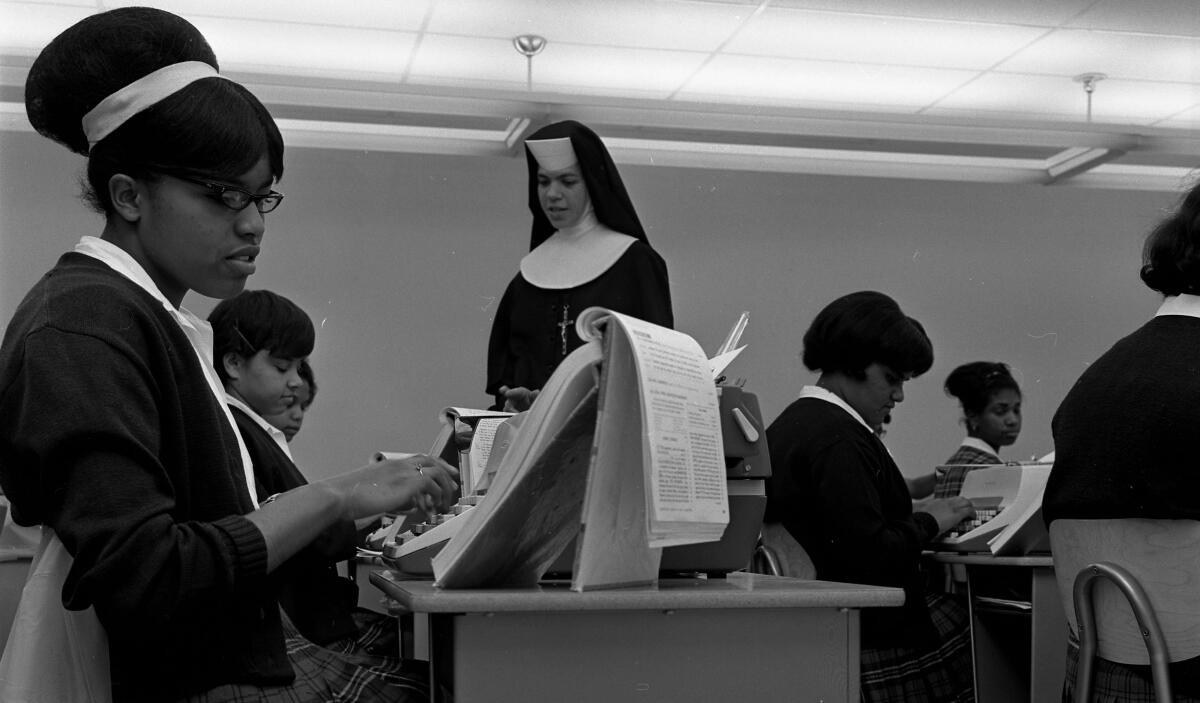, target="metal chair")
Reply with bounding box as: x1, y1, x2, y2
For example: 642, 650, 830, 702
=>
750, 523, 815, 579
1071, 561, 1172, 703
1050, 519, 1200, 703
